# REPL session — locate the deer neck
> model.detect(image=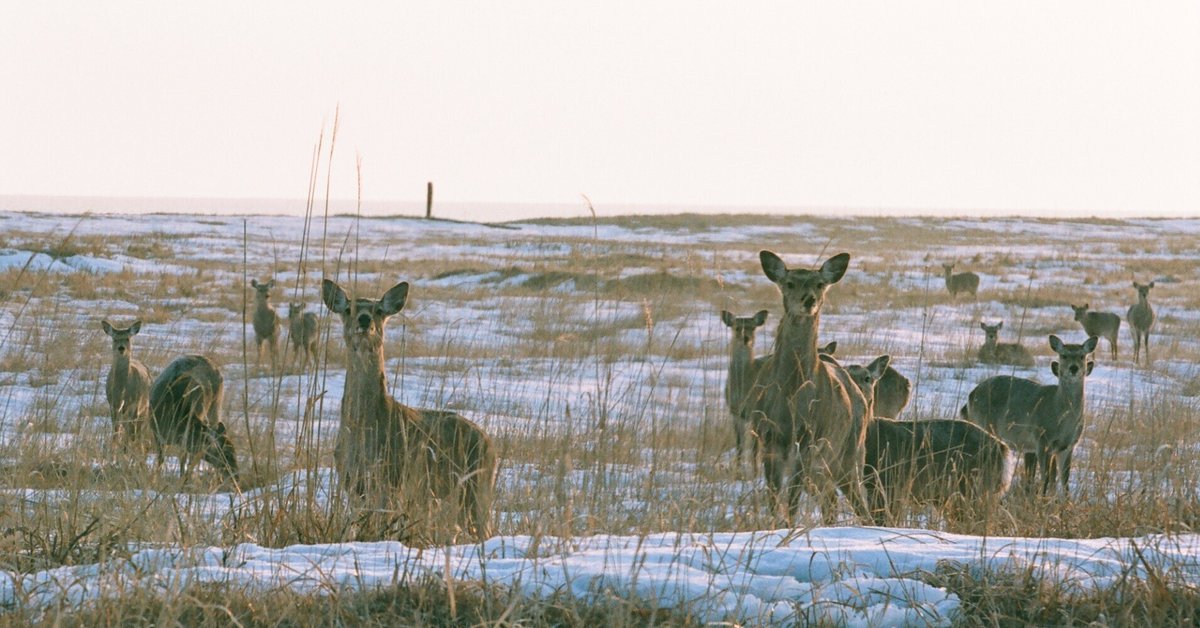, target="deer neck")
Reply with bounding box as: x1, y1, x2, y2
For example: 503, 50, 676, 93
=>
1054, 376, 1086, 419
111, 351, 132, 378
771, 312, 820, 382
729, 341, 754, 378
343, 342, 392, 421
